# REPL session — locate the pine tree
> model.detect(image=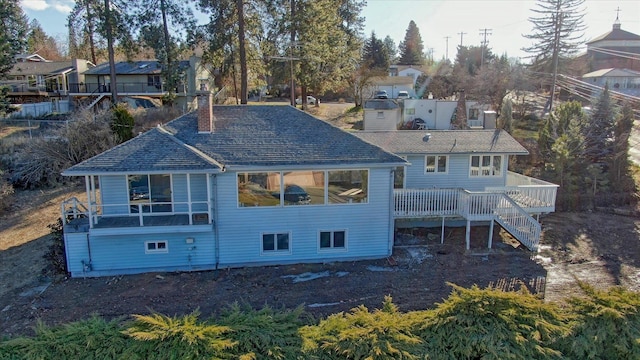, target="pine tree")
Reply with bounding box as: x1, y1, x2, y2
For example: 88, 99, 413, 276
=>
0, 0, 28, 77
27, 20, 62, 61
609, 103, 635, 191
362, 32, 389, 71
132, 0, 196, 99
0, 0, 28, 116
523, 0, 585, 111
398, 20, 425, 65
500, 98, 514, 134
583, 84, 616, 164
383, 35, 397, 63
